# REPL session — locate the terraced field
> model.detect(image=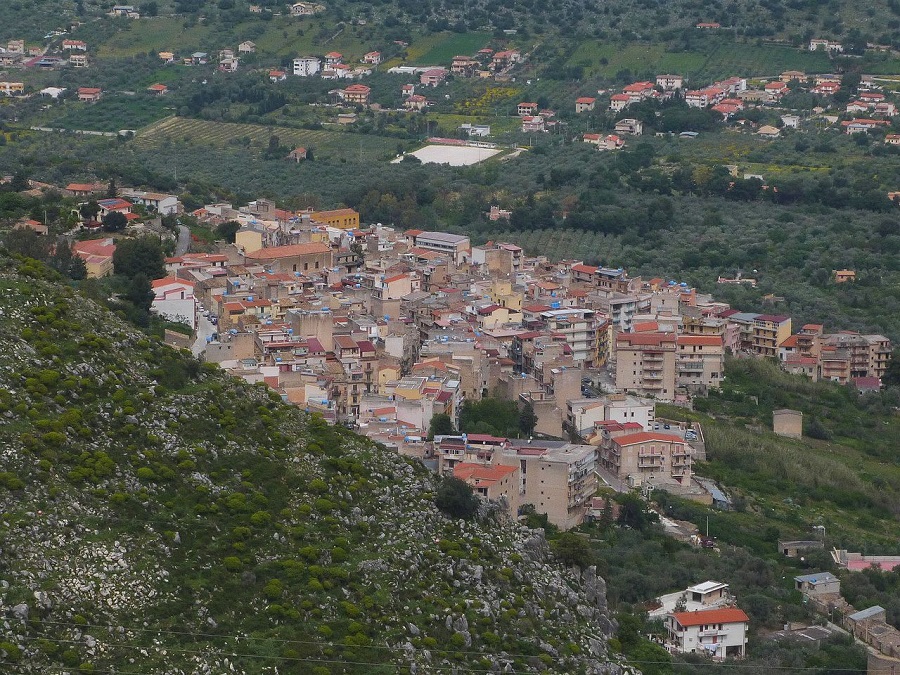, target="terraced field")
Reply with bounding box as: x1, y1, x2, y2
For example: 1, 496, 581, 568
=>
134, 117, 399, 162
568, 39, 834, 81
